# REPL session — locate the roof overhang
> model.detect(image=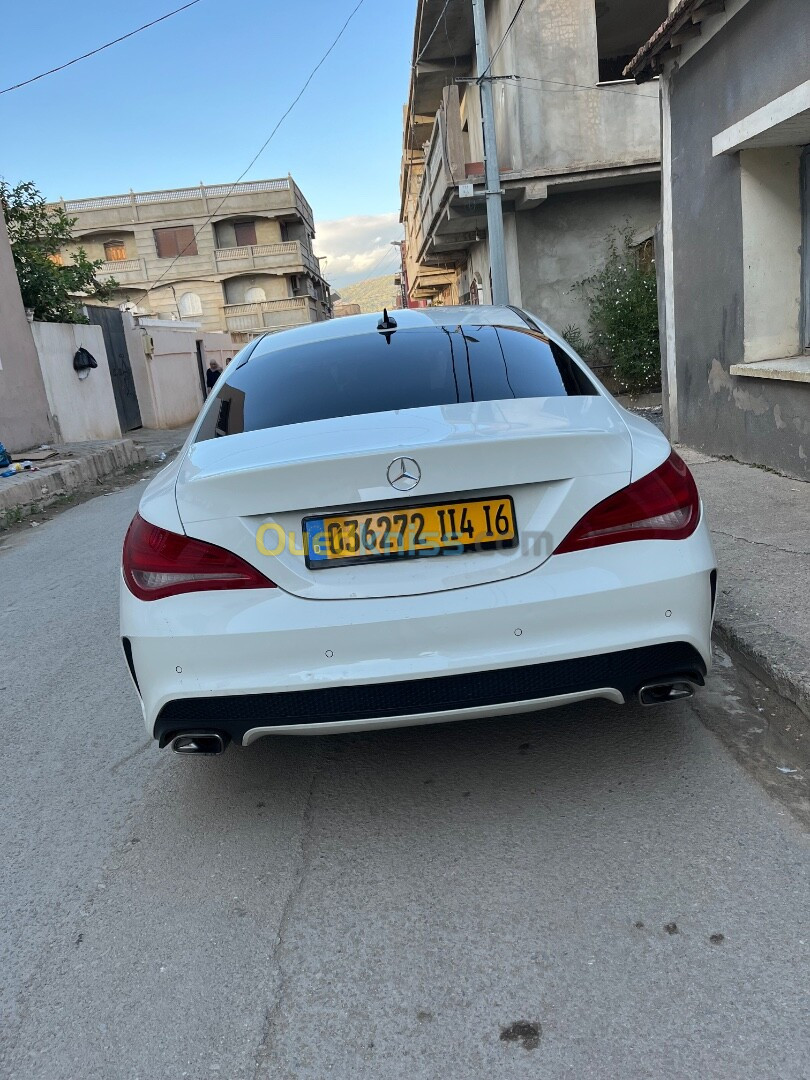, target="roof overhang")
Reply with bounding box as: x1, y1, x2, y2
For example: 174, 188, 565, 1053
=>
624, 0, 727, 81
